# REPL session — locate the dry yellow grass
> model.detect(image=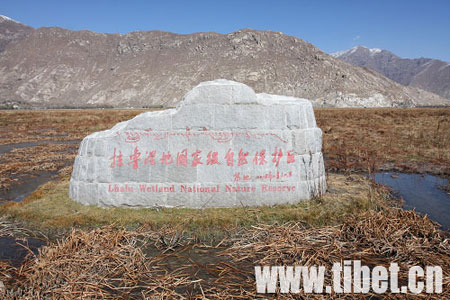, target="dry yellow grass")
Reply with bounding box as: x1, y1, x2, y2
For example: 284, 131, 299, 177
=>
0, 109, 148, 192
0, 109, 147, 144
1, 107, 448, 196
0, 173, 392, 237
0, 209, 448, 299
1, 108, 448, 299
315, 108, 450, 174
